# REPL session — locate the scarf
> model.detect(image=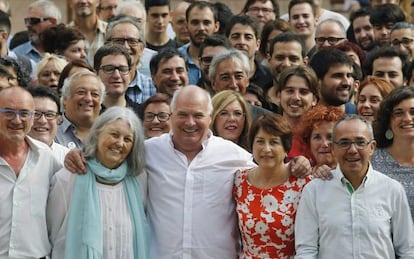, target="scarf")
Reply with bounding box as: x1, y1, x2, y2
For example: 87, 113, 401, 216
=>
64, 158, 149, 259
